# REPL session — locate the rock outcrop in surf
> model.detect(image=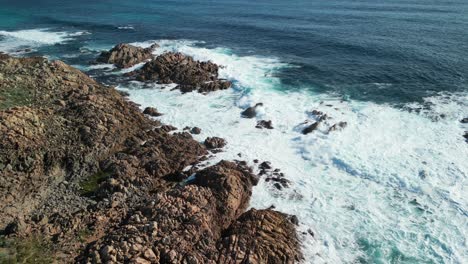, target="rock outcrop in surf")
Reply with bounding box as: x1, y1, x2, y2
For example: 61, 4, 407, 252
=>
241, 103, 263, 118
130, 52, 232, 93
97, 43, 158, 68
0, 54, 302, 263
